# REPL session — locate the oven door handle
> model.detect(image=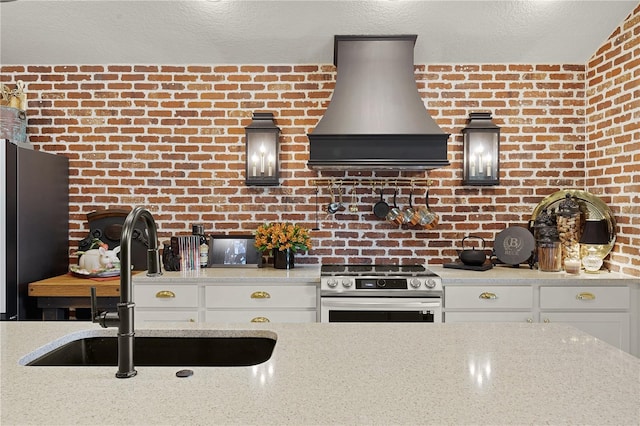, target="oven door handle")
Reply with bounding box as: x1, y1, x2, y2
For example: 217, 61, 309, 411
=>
321, 300, 440, 309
